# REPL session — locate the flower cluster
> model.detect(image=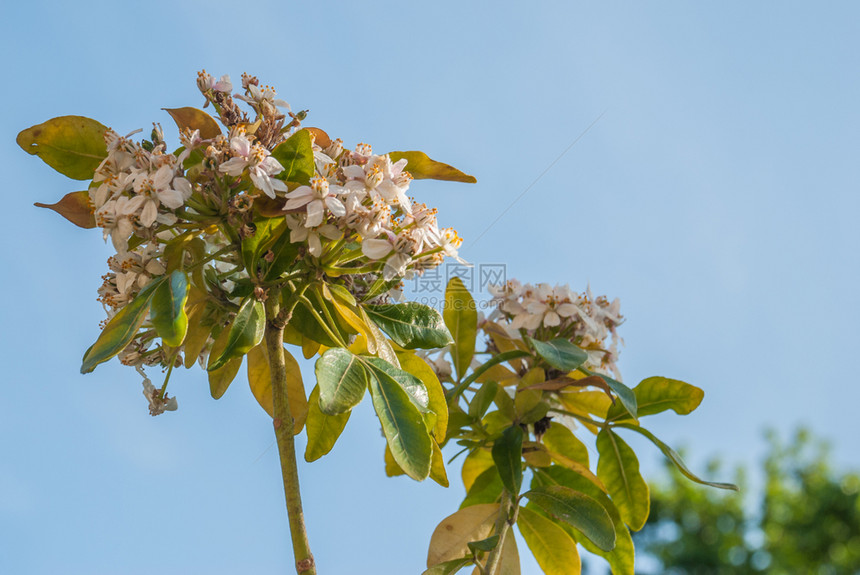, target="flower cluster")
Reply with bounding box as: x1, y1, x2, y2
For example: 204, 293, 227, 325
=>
488, 279, 624, 378
80, 71, 463, 412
